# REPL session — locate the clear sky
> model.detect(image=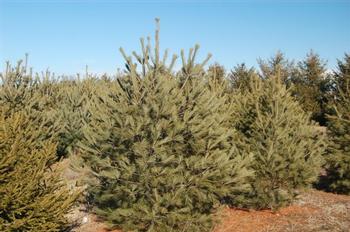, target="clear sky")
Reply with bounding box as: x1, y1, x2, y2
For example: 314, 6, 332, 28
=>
0, 0, 349, 75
